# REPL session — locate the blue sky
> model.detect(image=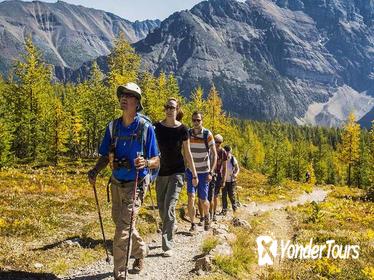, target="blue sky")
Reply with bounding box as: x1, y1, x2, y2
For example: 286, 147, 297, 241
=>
7, 0, 204, 21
